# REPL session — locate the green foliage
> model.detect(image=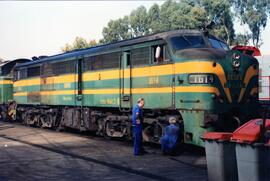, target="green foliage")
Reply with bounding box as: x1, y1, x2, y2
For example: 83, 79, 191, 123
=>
101, 16, 132, 44
234, 33, 252, 45
130, 6, 149, 37
61, 37, 97, 53
100, 0, 237, 45
231, 0, 270, 47
147, 4, 161, 33
63, 0, 269, 48
158, 0, 207, 30
159, 0, 180, 31
198, 0, 235, 44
